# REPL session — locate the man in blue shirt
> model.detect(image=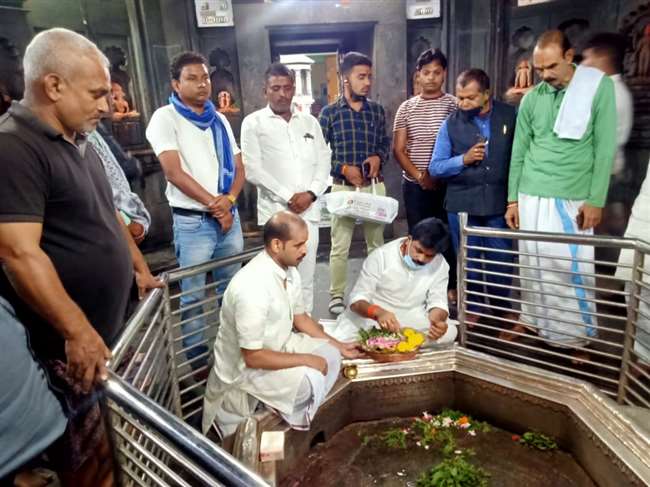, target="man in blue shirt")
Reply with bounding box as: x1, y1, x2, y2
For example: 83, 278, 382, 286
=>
429, 69, 521, 338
